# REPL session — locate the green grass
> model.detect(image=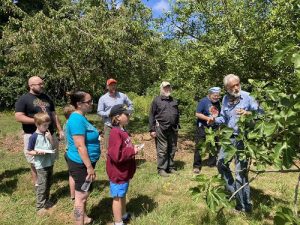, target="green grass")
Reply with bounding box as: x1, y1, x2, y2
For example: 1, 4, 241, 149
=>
0, 112, 299, 224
